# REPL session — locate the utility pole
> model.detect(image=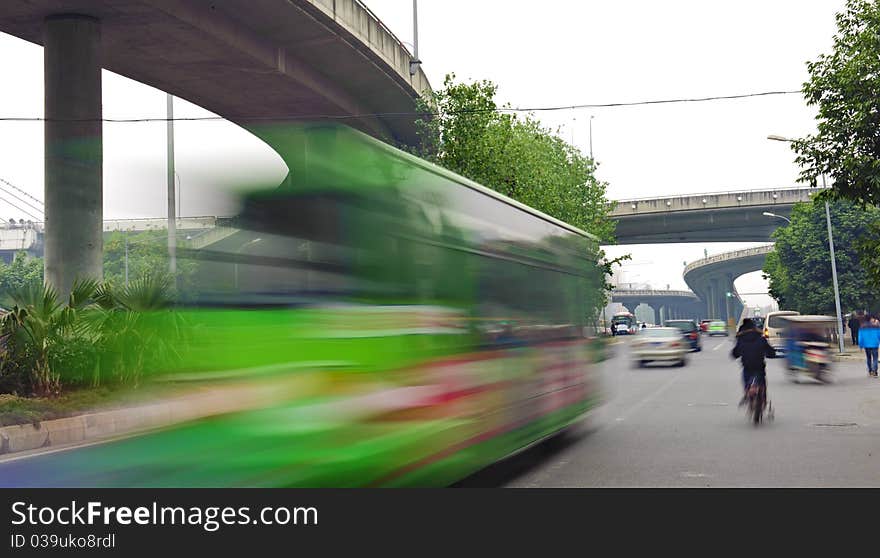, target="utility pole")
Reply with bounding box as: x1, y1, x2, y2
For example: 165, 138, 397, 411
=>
824, 184, 845, 353
124, 228, 129, 287
166, 93, 177, 280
